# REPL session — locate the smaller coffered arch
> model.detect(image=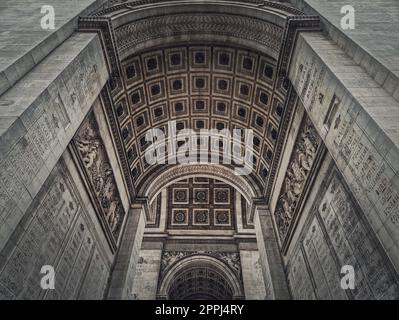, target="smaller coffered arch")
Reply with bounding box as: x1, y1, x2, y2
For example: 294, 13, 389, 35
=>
139, 163, 261, 203
139, 164, 261, 229
157, 254, 244, 300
